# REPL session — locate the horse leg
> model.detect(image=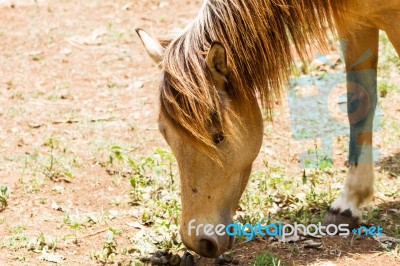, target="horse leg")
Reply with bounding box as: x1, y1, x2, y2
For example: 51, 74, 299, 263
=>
323, 26, 379, 228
